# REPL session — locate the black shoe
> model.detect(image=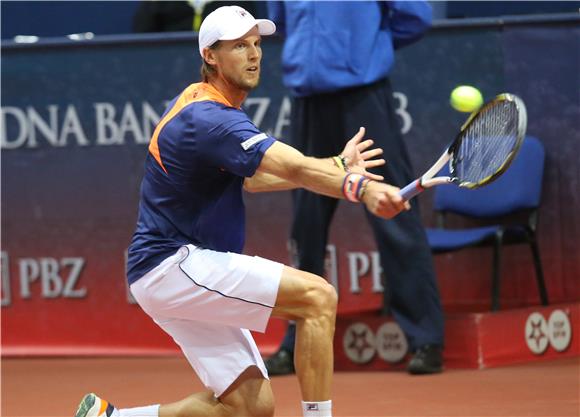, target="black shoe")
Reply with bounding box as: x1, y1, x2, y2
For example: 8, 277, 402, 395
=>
407, 344, 443, 375
265, 349, 295, 376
